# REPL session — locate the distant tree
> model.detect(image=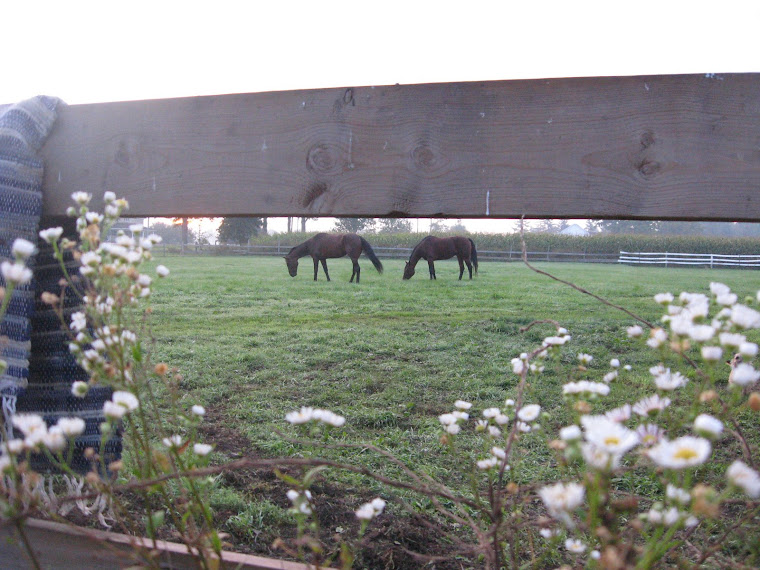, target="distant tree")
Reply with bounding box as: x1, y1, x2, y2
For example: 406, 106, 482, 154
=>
195, 230, 212, 246
333, 218, 376, 233
429, 219, 448, 232
531, 219, 558, 233
217, 217, 262, 245
598, 220, 660, 234
149, 222, 198, 245
300, 217, 317, 233
378, 218, 412, 233
585, 220, 602, 235
169, 217, 190, 245
449, 219, 468, 233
